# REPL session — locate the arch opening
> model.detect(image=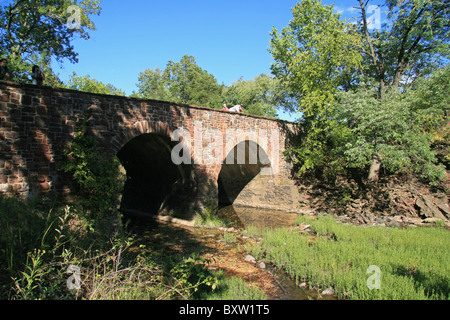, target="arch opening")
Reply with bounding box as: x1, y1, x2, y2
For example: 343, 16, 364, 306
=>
218, 140, 271, 207
117, 133, 197, 220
